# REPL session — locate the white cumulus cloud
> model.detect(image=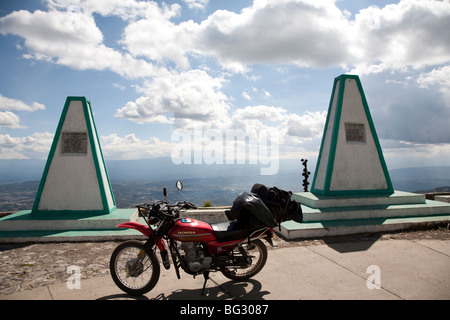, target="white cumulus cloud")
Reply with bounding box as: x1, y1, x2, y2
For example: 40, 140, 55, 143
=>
115, 69, 230, 129
100, 133, 174, 159
0, 94, 46, 128
0, 132, 53, 159
0, 8, 164, 78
